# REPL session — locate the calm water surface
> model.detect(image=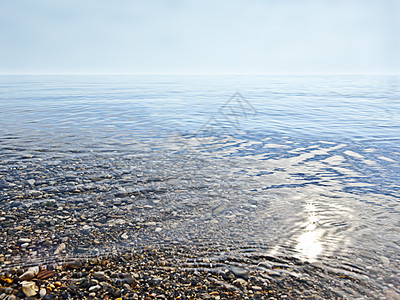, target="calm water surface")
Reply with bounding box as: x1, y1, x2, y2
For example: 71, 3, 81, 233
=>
0, 75, 399, 298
